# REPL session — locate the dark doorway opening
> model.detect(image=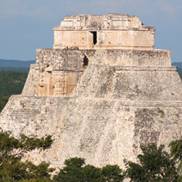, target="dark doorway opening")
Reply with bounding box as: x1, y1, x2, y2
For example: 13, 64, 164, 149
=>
83, 55, 89, 67
90, 31, 97, 45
